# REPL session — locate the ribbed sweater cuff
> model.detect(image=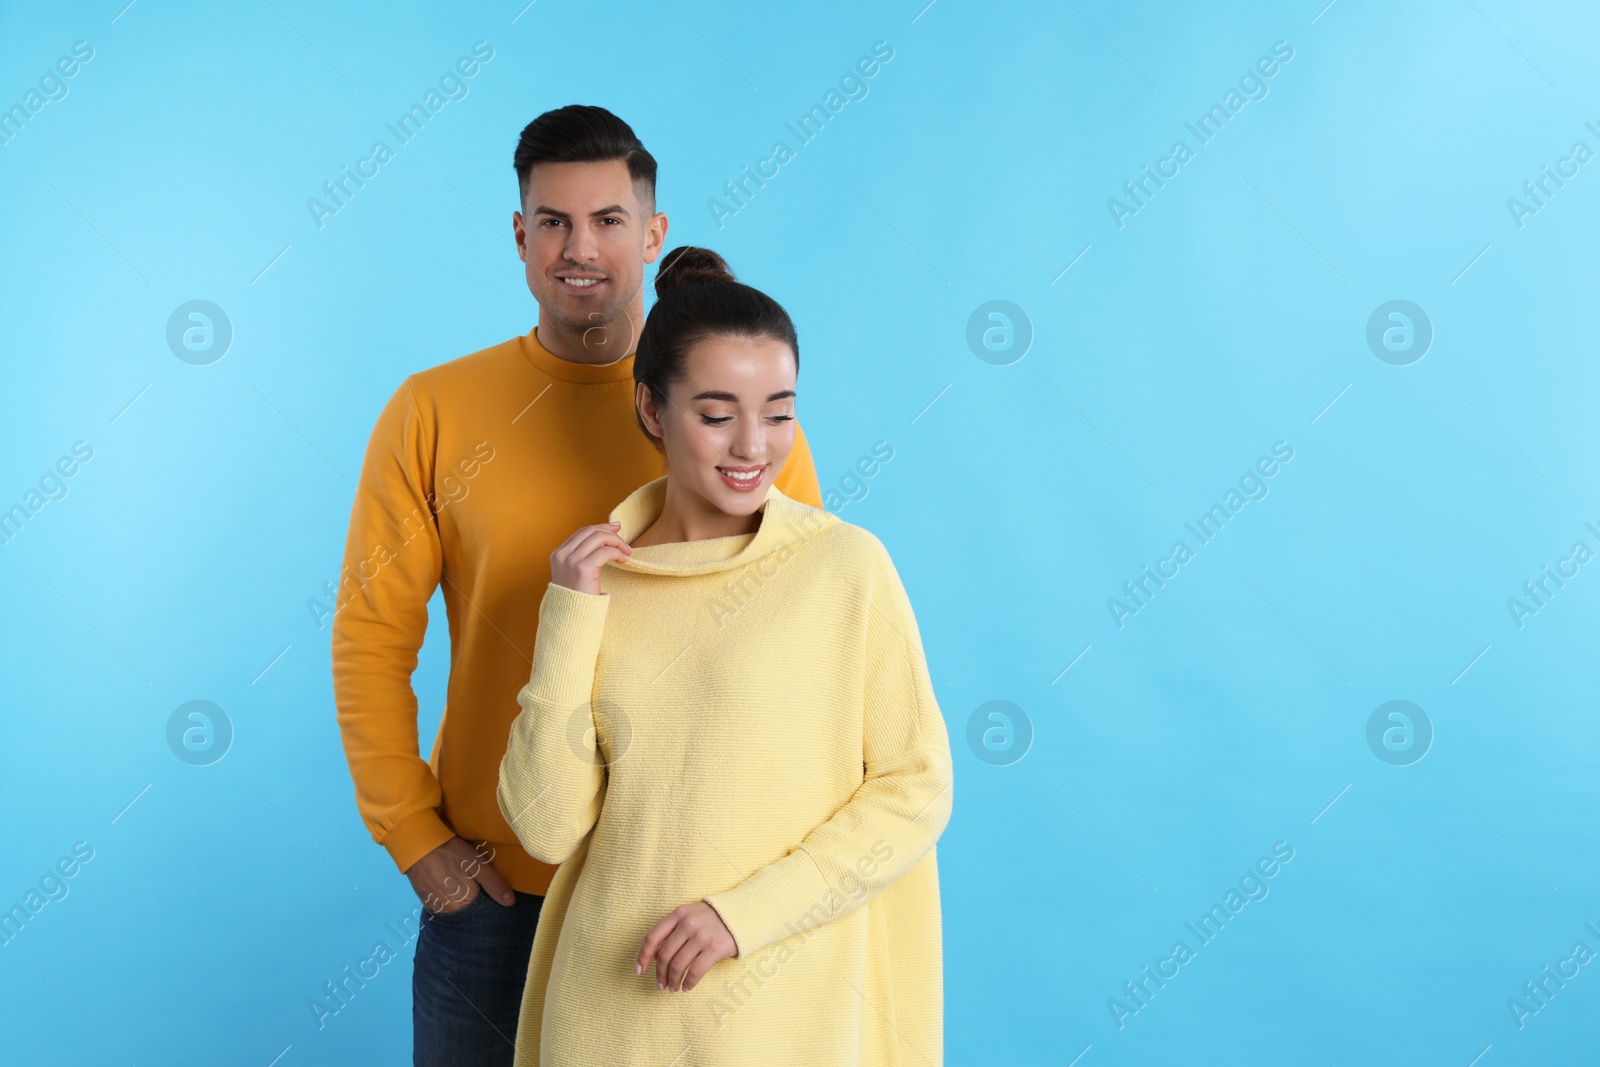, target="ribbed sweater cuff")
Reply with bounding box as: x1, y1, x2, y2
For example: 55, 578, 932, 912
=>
526, 582, 610, 706
382, 807, 457, 874
703, 849, 832, 960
